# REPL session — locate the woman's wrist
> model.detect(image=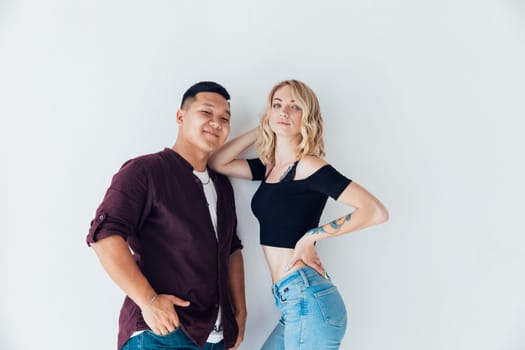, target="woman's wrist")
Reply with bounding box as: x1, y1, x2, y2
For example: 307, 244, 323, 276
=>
302, 231, 321, 243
